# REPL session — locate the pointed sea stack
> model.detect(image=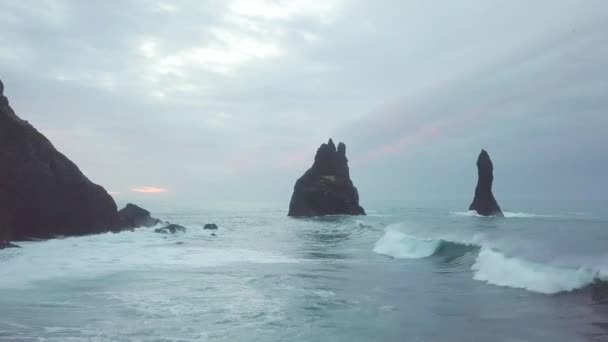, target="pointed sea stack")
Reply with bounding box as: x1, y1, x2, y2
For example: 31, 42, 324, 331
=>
288, 139, 365, 217
469, 149, 503, 217
0, 79, 150, 240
